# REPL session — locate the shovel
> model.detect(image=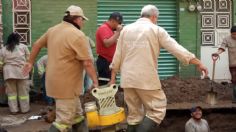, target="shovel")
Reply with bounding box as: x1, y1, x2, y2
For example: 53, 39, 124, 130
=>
206, 55, 219, 105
